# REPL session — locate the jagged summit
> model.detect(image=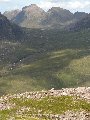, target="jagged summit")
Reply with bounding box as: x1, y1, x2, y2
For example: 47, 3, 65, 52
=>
3, 4, 90, 29
7, 4, 46, 28
48, 7, 64, 11
74, 11, 88, 20
22, 4, 46, 17
22, 4, 46, 18
4, 9, 21, 20
22, 4, 43, 11
47, 6, 74, 22
48, 7, 69, 13
3, 5, 74, 29
68, 13, 90, 31
41, 6, 74, 29
4, 9, 20, 14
